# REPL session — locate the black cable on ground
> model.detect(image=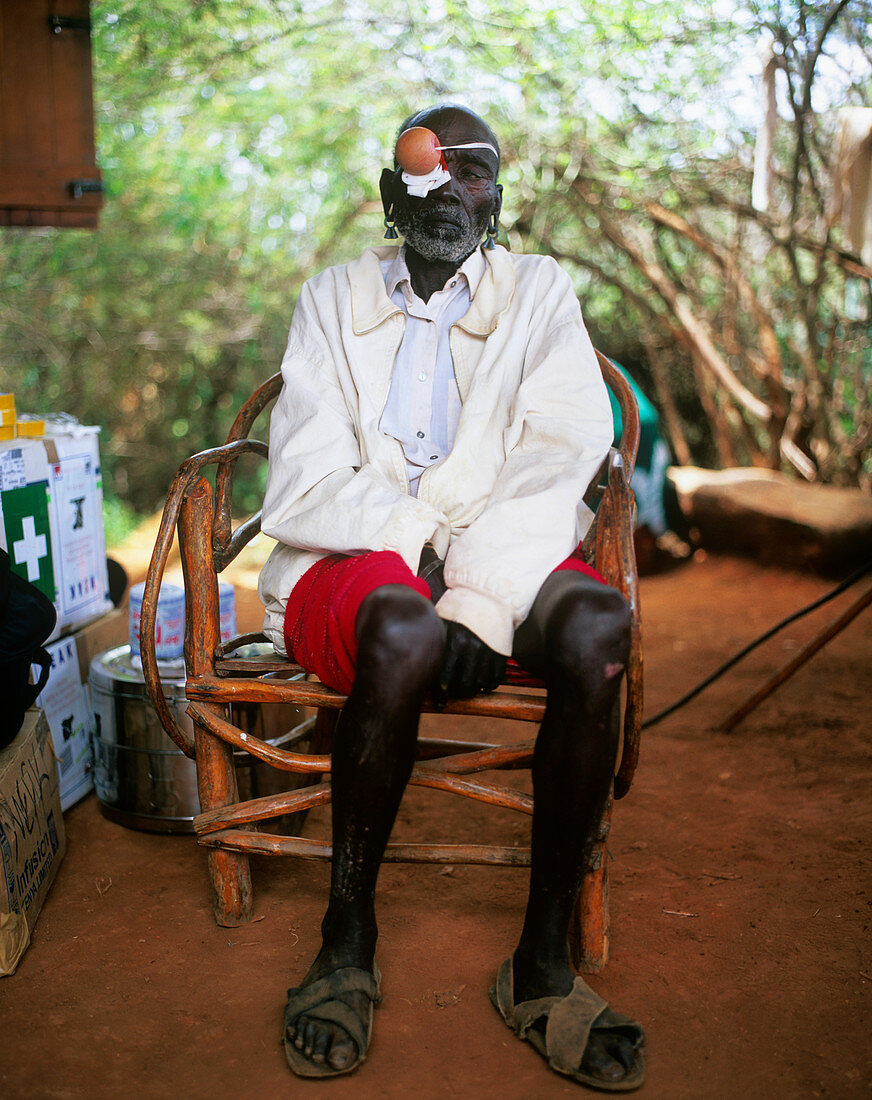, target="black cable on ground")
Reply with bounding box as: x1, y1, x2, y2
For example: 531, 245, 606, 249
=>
641, 558, 872, 729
